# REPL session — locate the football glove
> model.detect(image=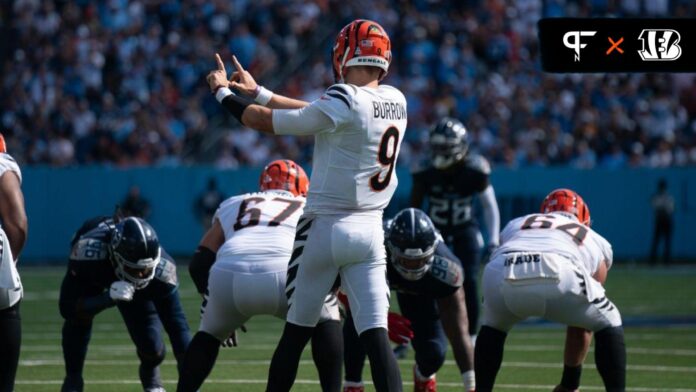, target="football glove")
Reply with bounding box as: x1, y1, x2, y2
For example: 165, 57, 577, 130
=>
387, 312, 414, 345
221, 324, 247, 348
109, 281, 135, 302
